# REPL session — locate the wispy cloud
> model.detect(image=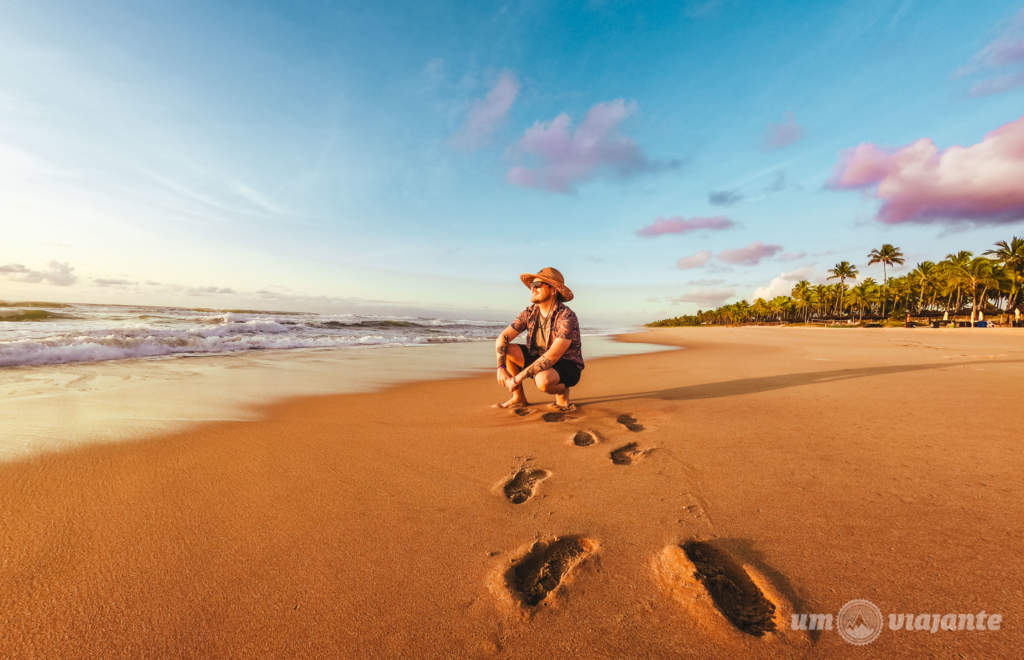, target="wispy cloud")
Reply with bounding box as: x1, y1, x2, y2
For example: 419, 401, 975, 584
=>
718, 241, 783, 265
709, 168, 789, 207
672, 287, 735, 307
0, 261, 77, 286
969, 71, 1024, 97
94, 278, 137, 288
451, 71, 520, 150
708, 189, 744, 206
506, 99, 679, 193
777, 251, 807, 262
229, 181, 289, 216
185, 286, 236, 296
684, 0, 725, 18
423, 58, 446, 89
763, 113, 804, 150
677, 250, 713, 269
636, 216, 734, 237
956, 9, 1024, 96
829, 114, 1024, 225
